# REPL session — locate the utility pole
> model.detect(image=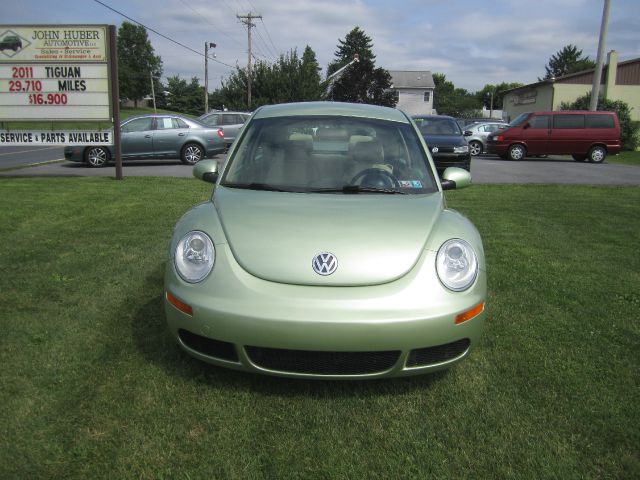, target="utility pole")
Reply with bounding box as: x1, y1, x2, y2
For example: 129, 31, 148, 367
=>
204, 42, 216, 114
590, 0, 611, 111
237, 13, 261, 108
